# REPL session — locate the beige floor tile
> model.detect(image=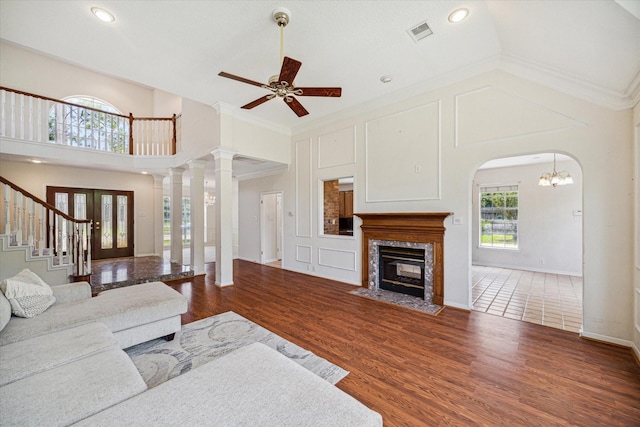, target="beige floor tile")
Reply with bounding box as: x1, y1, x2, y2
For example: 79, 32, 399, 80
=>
472, 265, 582, 333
